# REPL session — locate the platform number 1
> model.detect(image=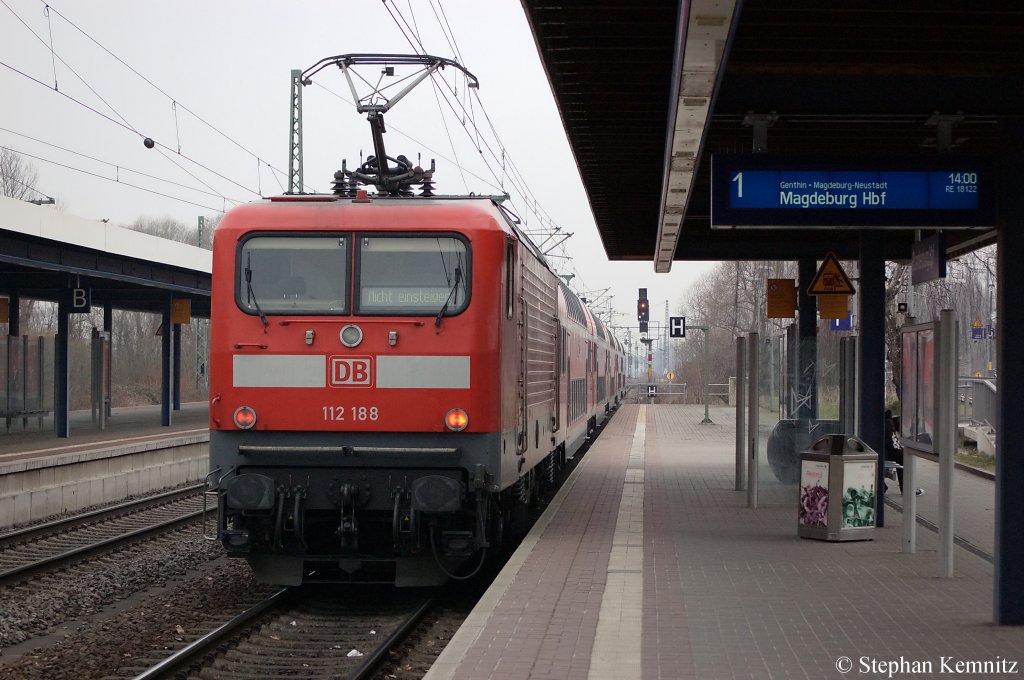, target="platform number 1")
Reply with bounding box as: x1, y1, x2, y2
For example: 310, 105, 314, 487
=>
732, 172, 743, 198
